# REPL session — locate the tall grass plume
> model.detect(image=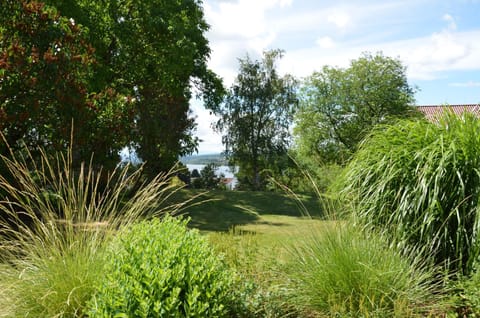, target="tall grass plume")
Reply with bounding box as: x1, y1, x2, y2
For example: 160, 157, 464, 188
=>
339, 112, 480, 275
0, 144, 187, 317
